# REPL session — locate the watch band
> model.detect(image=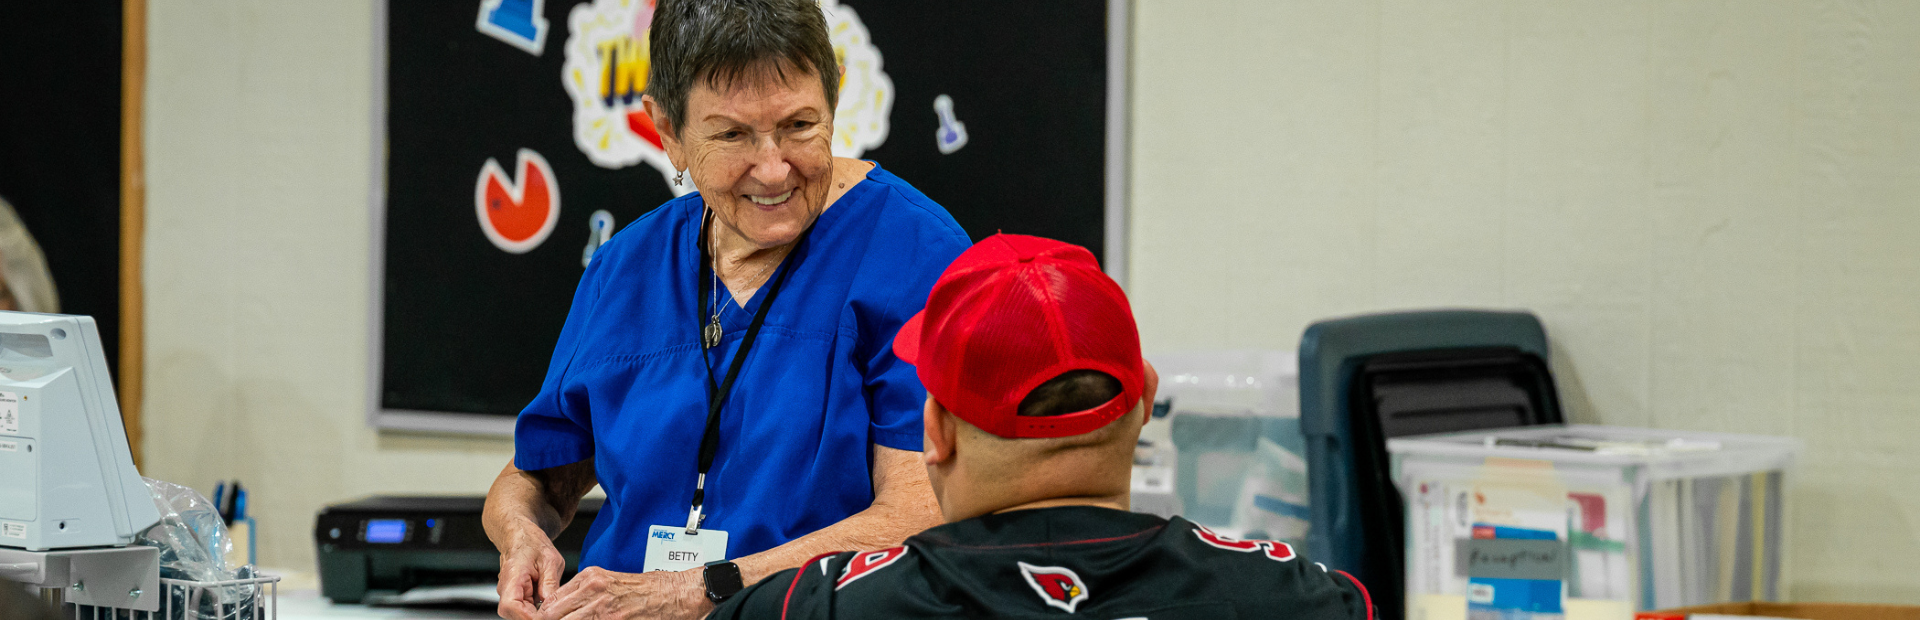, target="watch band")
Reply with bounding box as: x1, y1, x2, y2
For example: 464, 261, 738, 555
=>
704, 559, 745, 603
